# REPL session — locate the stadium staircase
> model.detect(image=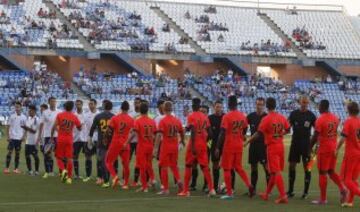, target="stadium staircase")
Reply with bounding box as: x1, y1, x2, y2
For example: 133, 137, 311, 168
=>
150, 6, 207, 56
43, 0, 96, 52
70, 82, 89, 101
257, 12, 307, 59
